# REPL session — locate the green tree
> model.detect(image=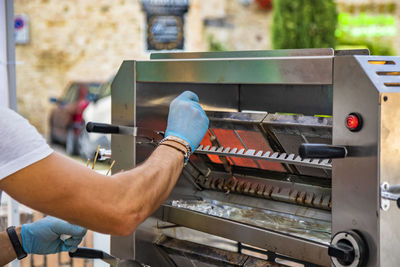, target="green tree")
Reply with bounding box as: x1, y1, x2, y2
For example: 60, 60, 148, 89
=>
272, 0, 338, 49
